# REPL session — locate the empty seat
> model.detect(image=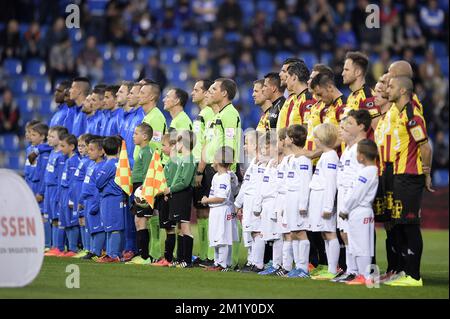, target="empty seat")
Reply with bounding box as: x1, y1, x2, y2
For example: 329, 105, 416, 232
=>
9, 76, 29, 94
3, 59, 22, 75
114, 45, 135, 63
31, 77, 52, 94
0, 134, 20, 151
26, 59, 46, 76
